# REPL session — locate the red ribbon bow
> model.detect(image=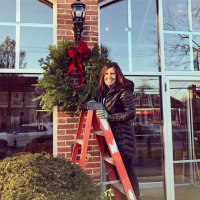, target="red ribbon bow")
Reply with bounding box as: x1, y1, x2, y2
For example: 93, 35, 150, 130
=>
66, 40, 90, 89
